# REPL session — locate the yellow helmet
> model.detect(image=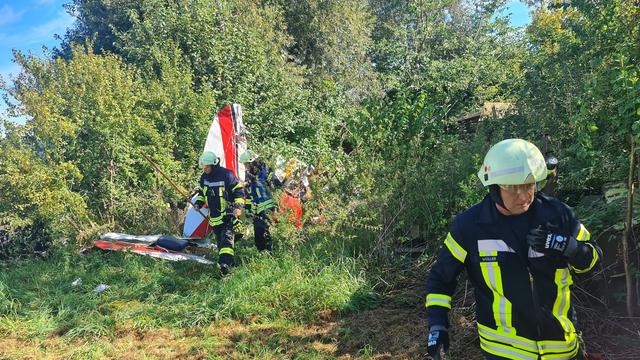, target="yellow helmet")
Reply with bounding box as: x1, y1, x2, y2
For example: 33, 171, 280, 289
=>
478, 139, 547, 186
198, 151, 218, 168
239, 150, 259, 163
